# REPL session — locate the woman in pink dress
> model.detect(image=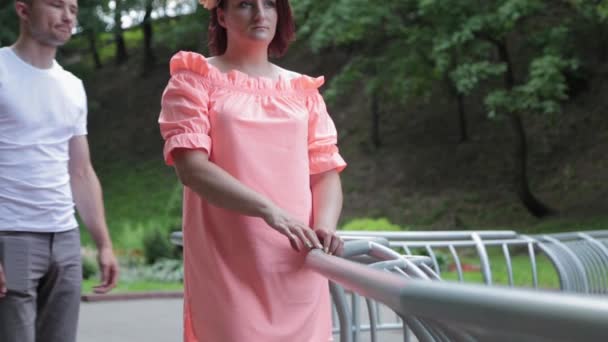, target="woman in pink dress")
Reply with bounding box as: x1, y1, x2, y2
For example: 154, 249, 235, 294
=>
158, 0, 347, 340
